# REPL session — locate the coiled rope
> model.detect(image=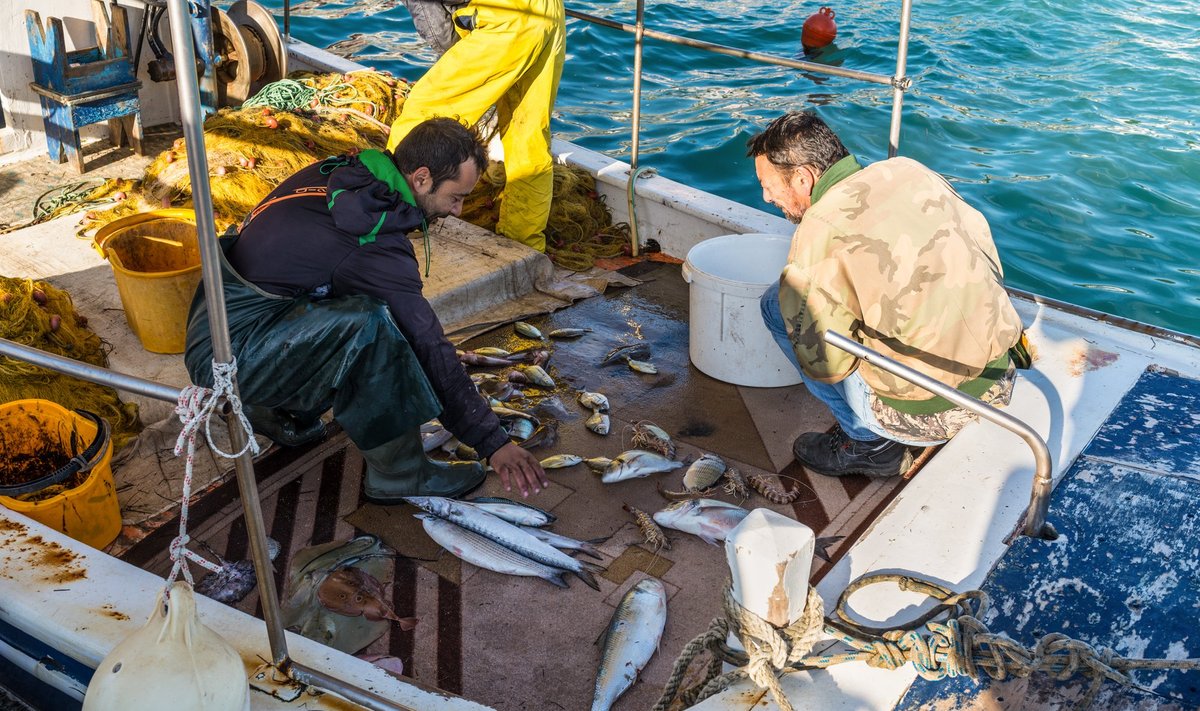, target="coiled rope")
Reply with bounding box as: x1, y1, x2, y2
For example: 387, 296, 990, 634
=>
242, 77, 389, 131
165, 358, 260, 590
654, 573, 1200, 711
